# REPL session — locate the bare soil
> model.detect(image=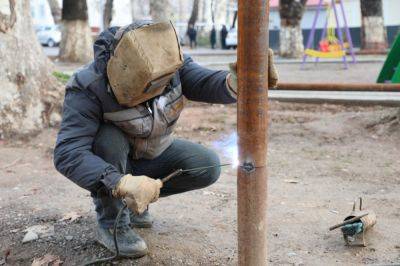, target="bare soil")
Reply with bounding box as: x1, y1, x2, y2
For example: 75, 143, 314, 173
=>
1, 58, 400, 265
1, 100, 399, 265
